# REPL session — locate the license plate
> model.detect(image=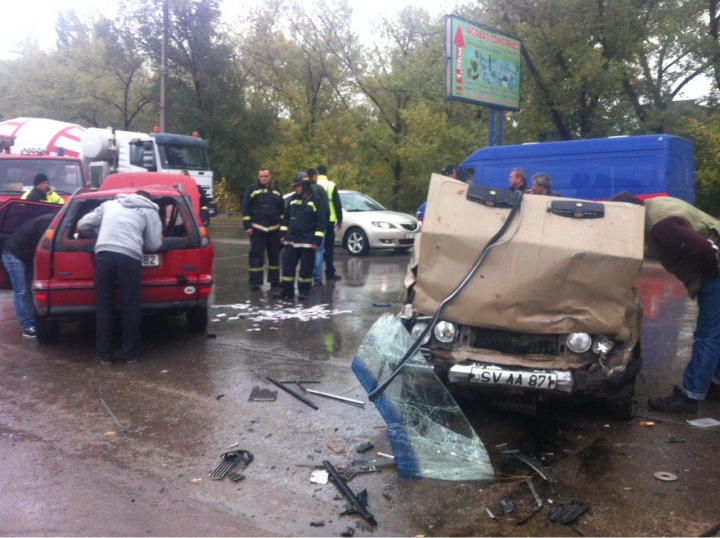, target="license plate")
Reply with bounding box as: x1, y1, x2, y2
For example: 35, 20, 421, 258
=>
404, 233, 416, 239
142, 254, 160, 268
471, 368, 558, 389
